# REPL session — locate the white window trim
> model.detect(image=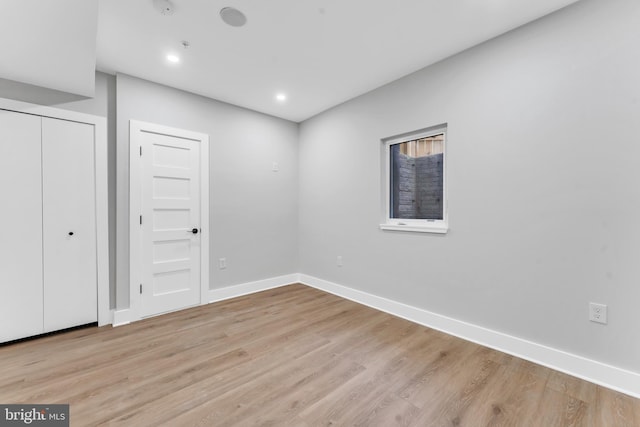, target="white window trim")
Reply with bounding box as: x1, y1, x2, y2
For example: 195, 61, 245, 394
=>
380, 125, 448, 234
